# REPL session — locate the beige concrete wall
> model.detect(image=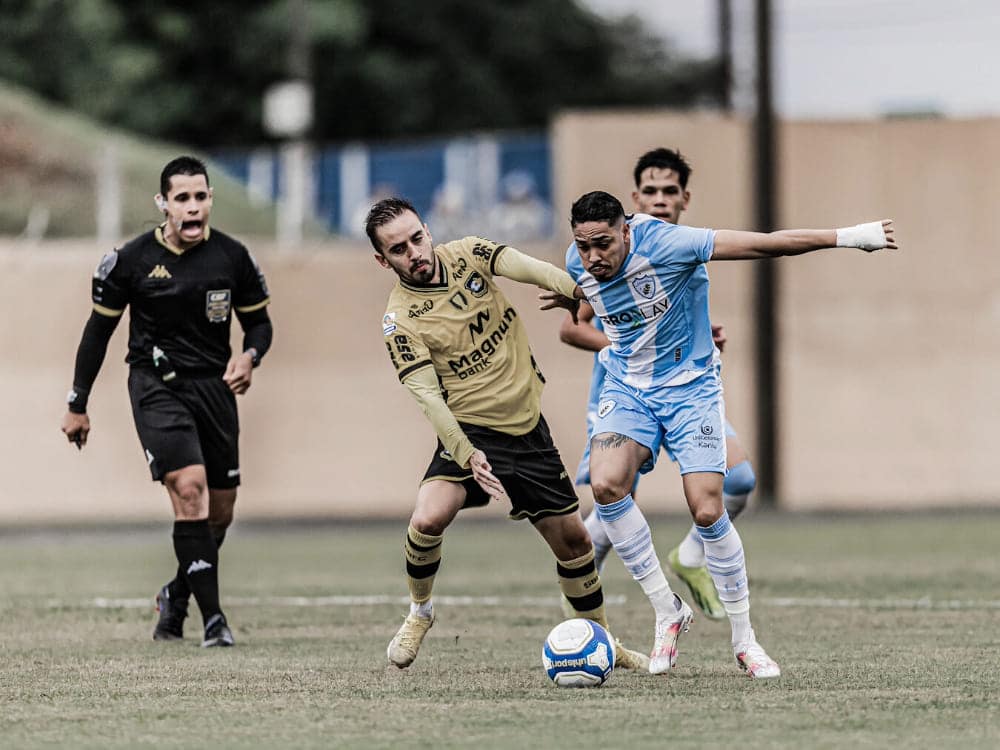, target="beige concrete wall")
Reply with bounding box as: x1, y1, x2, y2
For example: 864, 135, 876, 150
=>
554, 112, 1000, 510
4, 113, 999, 523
